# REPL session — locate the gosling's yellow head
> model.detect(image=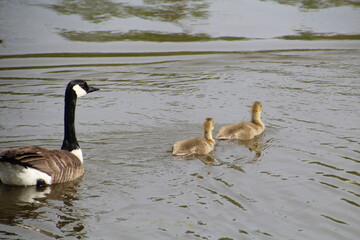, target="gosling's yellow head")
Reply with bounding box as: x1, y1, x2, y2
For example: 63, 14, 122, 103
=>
251, 101, 262, 113
204, 117, 215, 131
